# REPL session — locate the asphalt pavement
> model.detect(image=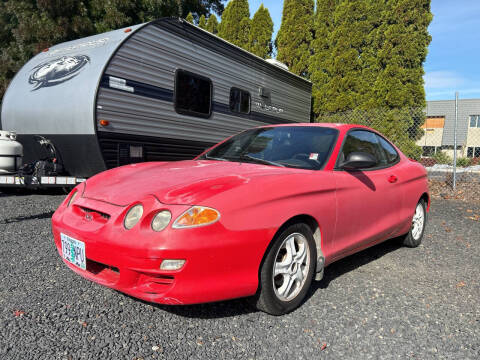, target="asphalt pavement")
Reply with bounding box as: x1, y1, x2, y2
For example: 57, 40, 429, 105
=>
0, 191, 478, 359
